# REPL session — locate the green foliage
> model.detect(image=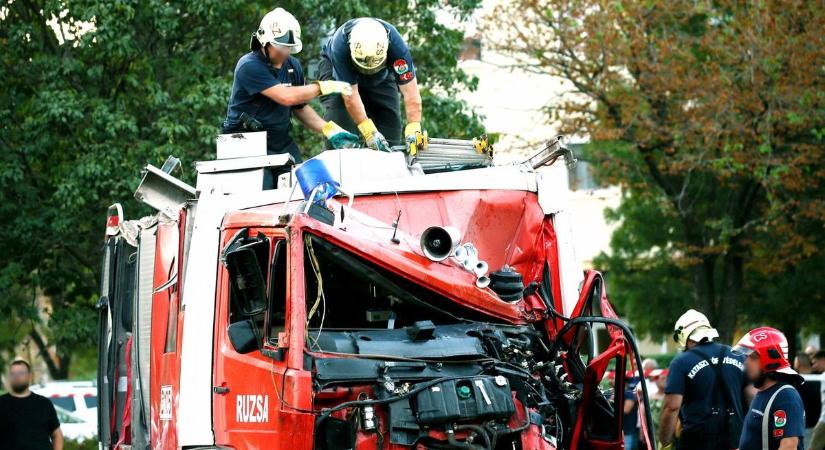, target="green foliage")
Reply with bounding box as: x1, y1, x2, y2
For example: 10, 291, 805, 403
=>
488, 0, 825, 343
64, 438, 97, 450
0, 0, 483, 377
